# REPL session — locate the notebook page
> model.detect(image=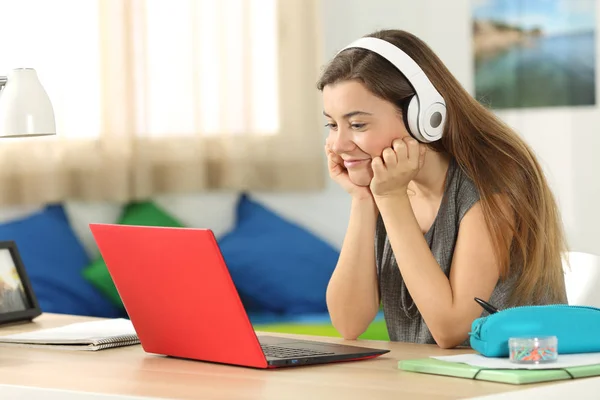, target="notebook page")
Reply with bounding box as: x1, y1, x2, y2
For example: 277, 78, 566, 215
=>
0, 319, 137, 345
433, 352, 600, 370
